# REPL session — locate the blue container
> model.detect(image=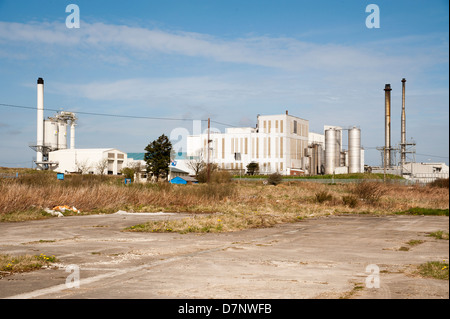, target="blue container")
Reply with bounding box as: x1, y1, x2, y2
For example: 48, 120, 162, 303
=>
57, 173, 65, 180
